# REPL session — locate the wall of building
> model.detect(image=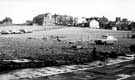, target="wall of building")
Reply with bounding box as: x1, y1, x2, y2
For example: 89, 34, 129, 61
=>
89, 19, 99, 29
